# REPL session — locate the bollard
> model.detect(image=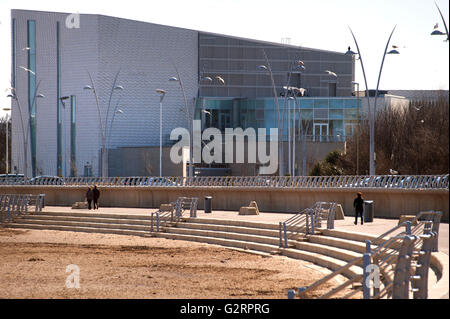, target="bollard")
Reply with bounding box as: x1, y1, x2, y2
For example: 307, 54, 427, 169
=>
365, 240, 372, 254
362, 253, 372, 299
405, 221, 411, 235
287, 290, 295, 299
279, 222, 283, 248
